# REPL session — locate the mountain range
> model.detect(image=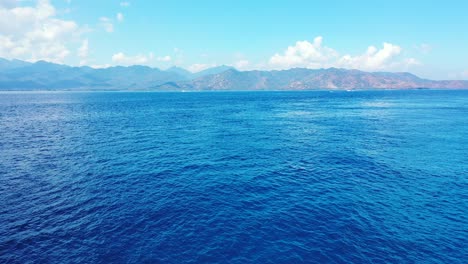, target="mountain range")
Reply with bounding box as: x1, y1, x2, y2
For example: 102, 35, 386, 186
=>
0, 58, 467, 91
